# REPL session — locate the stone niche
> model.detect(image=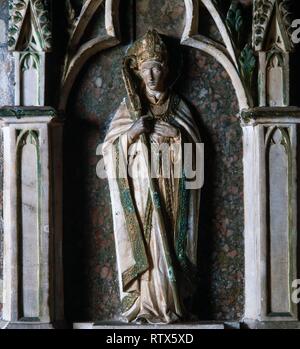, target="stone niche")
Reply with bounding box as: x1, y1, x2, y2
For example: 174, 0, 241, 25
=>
64, 1, 243, 323
0, 0, 299, 329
